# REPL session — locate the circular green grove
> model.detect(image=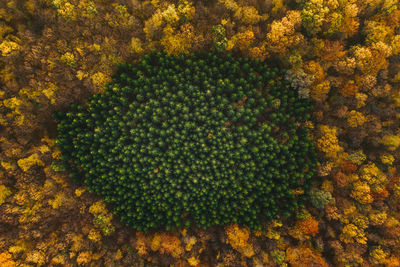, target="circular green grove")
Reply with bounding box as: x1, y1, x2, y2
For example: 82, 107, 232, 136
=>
53, 52, 317, 231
